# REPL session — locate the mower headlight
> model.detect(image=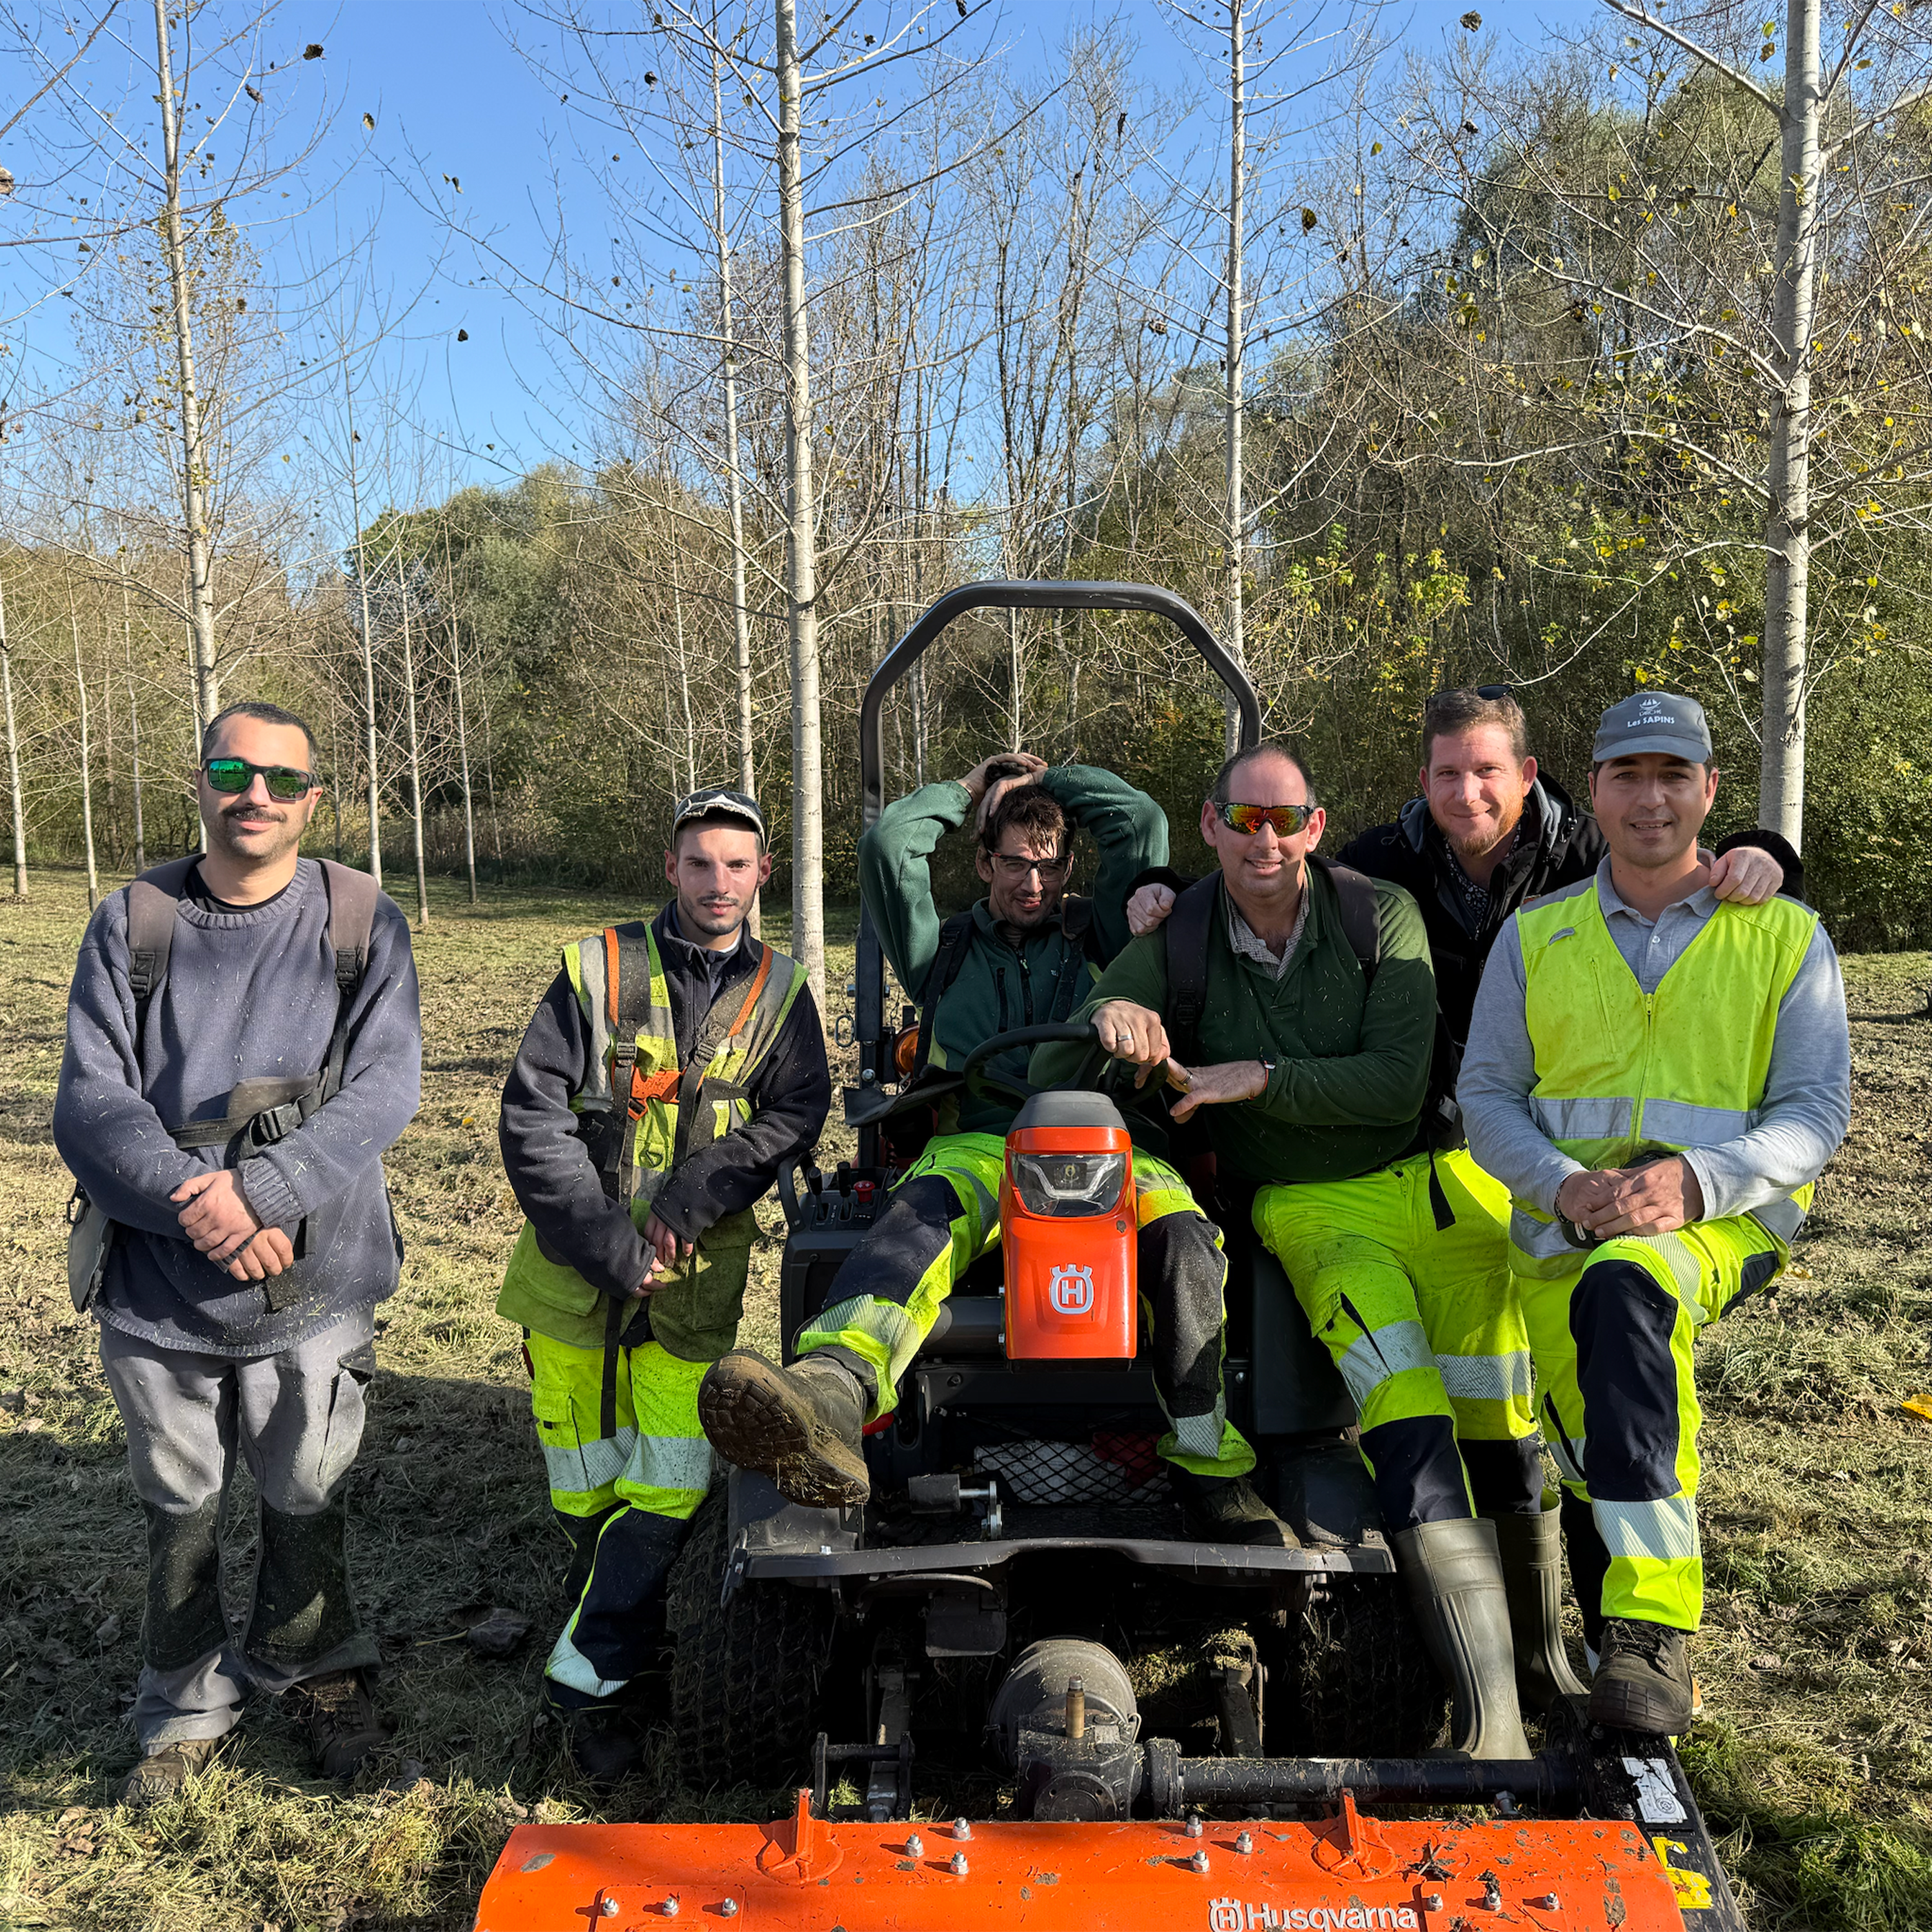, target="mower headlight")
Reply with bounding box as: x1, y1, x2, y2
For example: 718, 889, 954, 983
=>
1010, 1151, 1127, 1219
